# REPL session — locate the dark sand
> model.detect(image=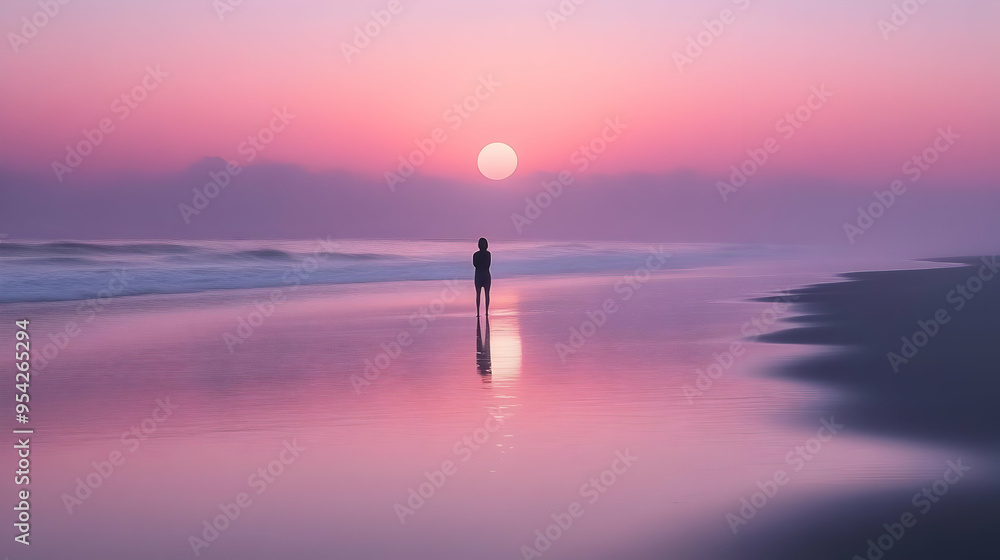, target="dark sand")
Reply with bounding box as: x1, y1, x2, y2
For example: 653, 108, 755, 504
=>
688, 257, 1000, 559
